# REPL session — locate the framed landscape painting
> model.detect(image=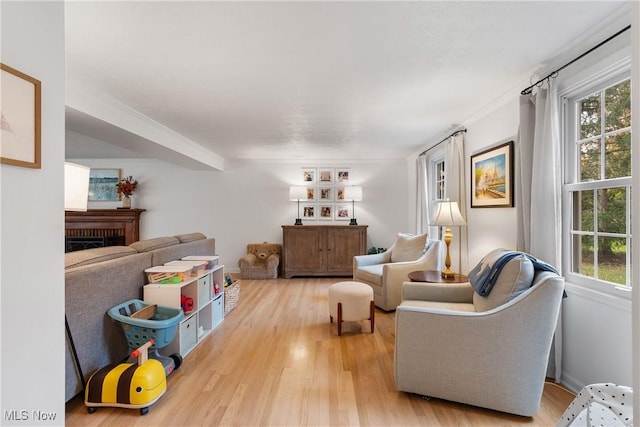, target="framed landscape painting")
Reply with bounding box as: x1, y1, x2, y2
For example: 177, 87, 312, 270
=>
88, 168, 121, 201
470, 141, 514, 208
